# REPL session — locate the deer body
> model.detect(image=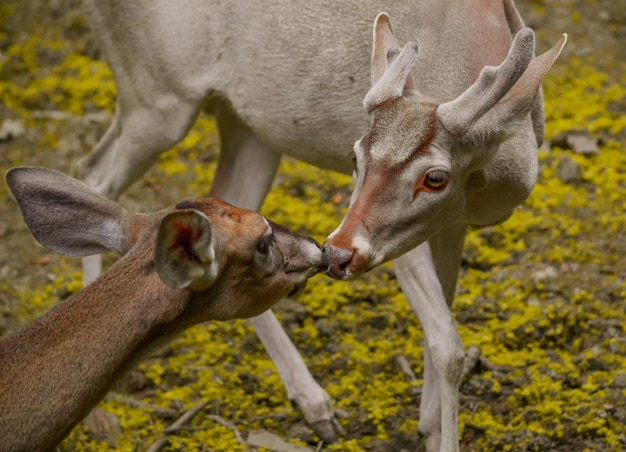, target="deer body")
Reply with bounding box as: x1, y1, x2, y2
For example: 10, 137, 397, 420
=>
80, 0, 533, 195
73, 1, 566, 450
0, 167, 327, 451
